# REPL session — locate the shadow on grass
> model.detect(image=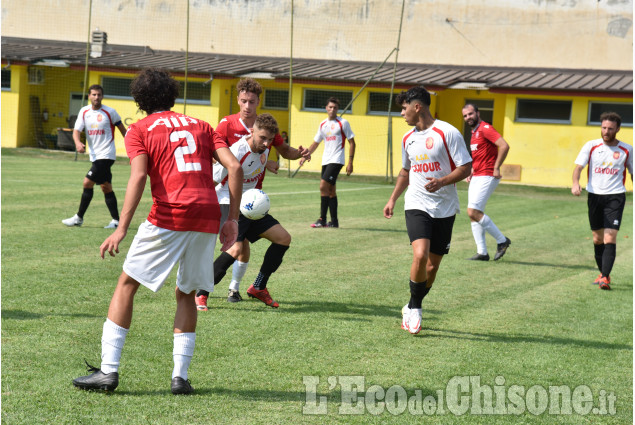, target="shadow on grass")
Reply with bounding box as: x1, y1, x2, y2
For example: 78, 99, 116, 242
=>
1, 309, 101, 320
501, 260, 595, 271
420, 327, 632, 350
